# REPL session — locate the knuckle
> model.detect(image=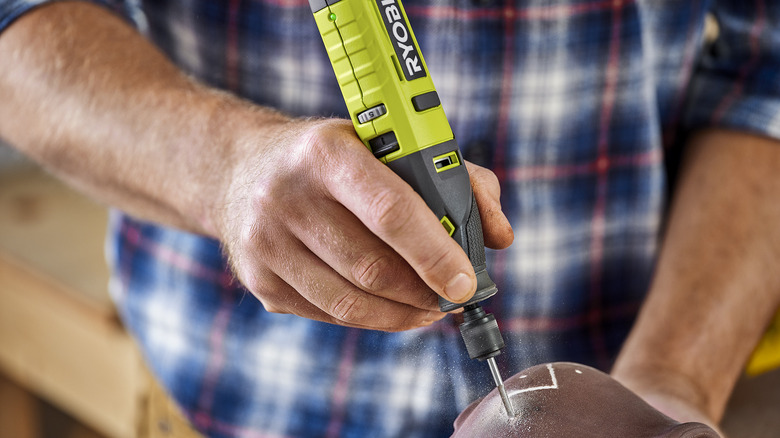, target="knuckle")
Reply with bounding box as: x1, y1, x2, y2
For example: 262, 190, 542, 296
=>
250, 186, 275, 212
299, 124, 330, 159
330, 290, 368, 323
483, 169, 500, 189
299, 120, 348, 163
238, 222, 276, 262
366, 189, 413, 235
352, 251, 392, 292
297, 122, 356, 192
238, 221, 261, 248
250, 175, 291, 216
469, 163, 500, 192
